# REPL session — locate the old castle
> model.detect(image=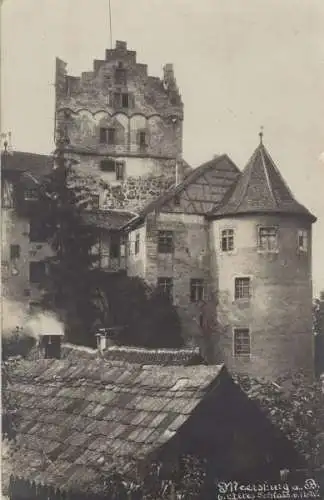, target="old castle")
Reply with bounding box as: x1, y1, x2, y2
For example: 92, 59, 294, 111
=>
1, 40, 317, 380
